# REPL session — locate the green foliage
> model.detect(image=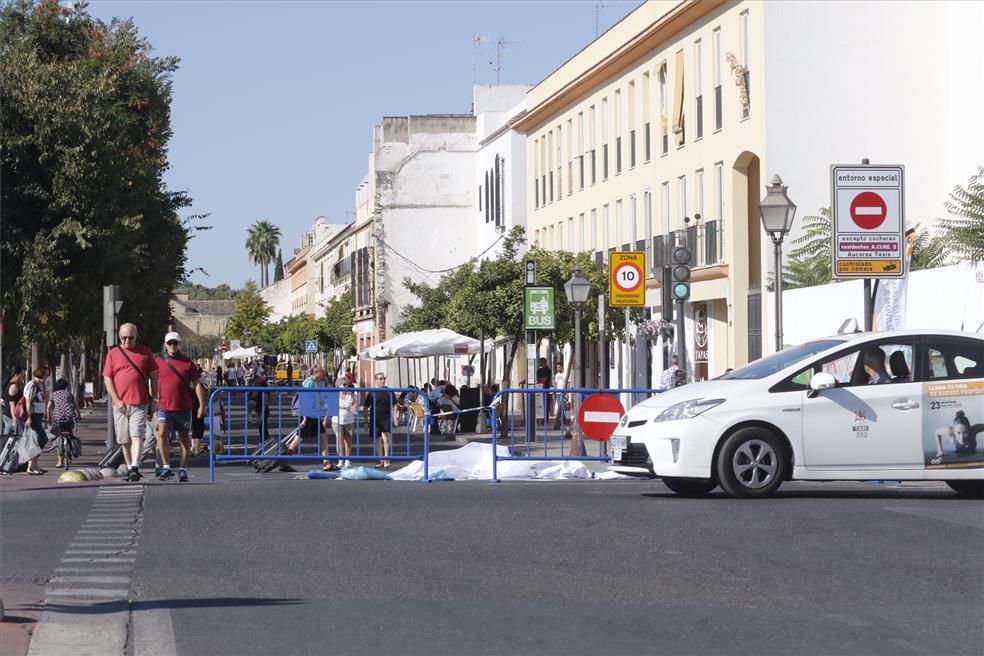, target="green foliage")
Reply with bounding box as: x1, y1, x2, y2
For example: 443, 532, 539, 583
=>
179, 283, 240, 301
398, 227, 623, 383
938, 165, 984, 262
225, 281, 270, 346
273, 249, 284, 283
0, 0, 195, 359
180, 333, 220, 360
321, 295, 356, 356
908, 225, 950, 271
246, 220, 282, 287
